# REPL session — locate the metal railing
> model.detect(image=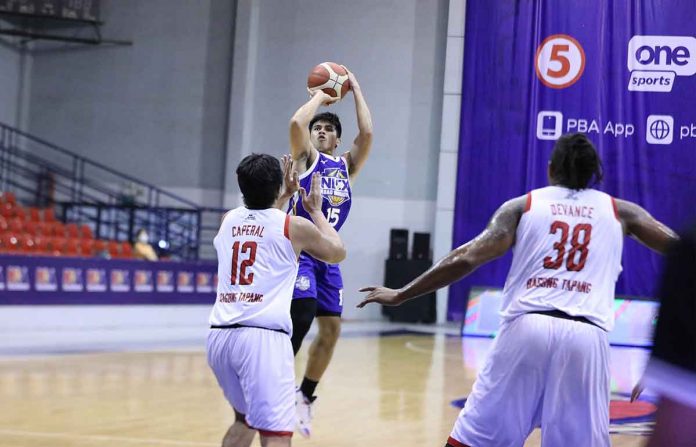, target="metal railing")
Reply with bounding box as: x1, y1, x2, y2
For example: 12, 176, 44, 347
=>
0, 122, 226, 260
